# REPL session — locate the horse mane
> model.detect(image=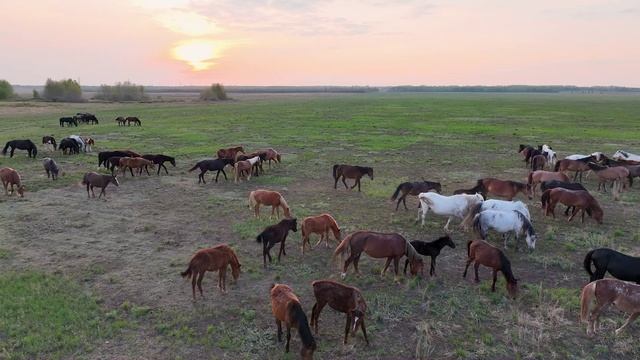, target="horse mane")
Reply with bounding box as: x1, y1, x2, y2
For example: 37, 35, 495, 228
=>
514, 210, 535, 236
587, 162, 606, 171
279, 195, 290, 212
461, 202, 483, 229
498, 251, 517, 284
289, 302, 316, 350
